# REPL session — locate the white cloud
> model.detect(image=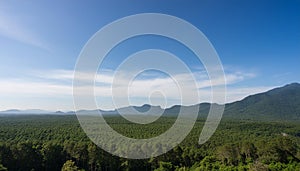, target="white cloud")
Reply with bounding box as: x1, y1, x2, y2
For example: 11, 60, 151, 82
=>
0, 68, 273, 110
0, 12, 48, 50
0, 79, 72, 97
